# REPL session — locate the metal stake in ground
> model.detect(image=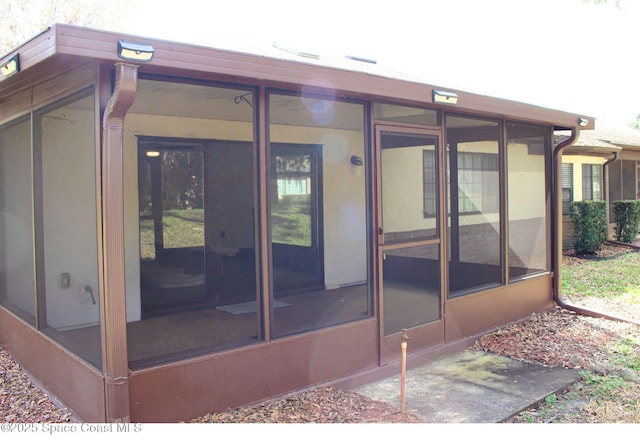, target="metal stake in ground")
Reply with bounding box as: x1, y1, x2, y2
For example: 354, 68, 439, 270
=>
400, 329, 410, 413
